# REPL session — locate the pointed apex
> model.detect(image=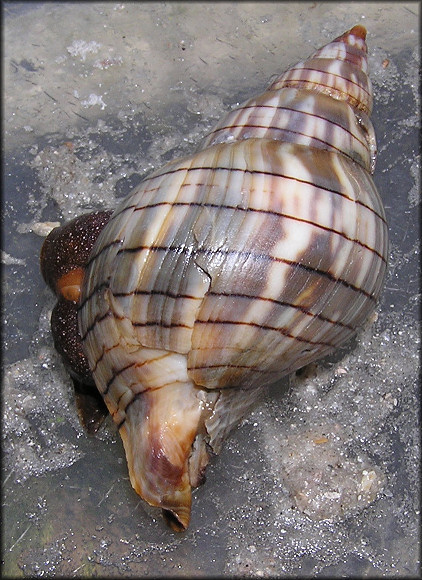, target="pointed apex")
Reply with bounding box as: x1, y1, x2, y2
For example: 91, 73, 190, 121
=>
347, 24, 367, 41
310, 24, 369, 64
268, 25, 373, 115
331, 24, 368, 52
